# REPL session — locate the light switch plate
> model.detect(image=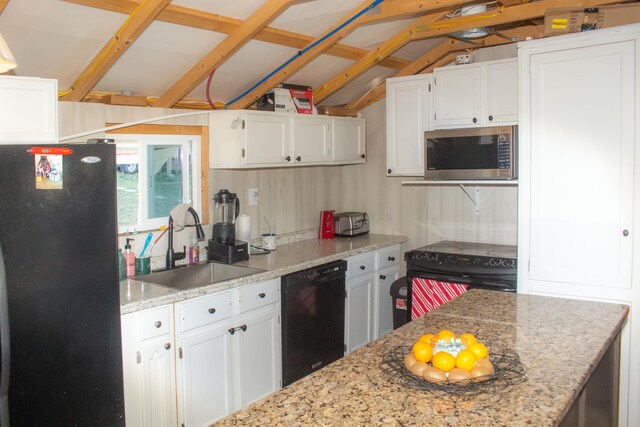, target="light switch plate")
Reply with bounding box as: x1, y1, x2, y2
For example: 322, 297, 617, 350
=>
248, 188, 258, 206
